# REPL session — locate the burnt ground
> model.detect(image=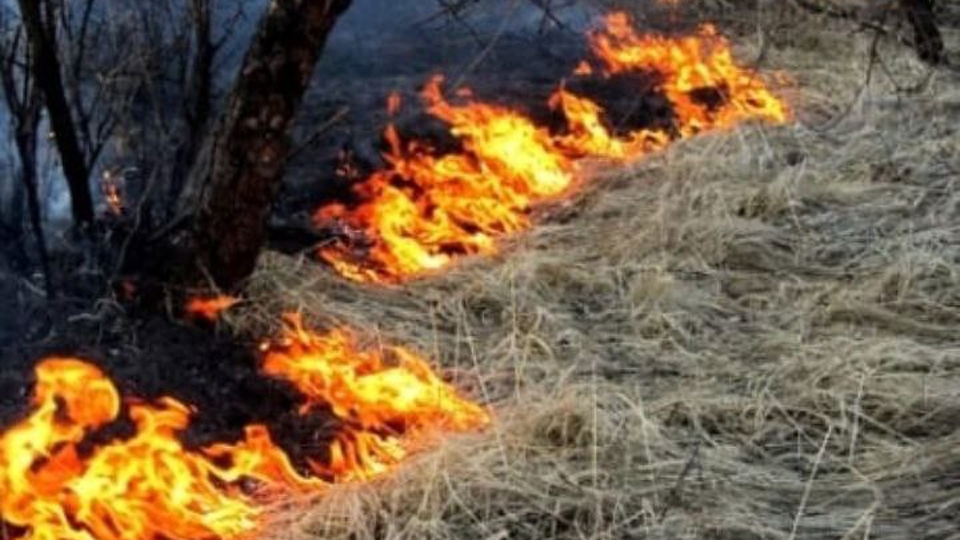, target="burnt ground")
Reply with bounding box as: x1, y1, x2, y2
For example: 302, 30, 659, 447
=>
0, 258, 341, 470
